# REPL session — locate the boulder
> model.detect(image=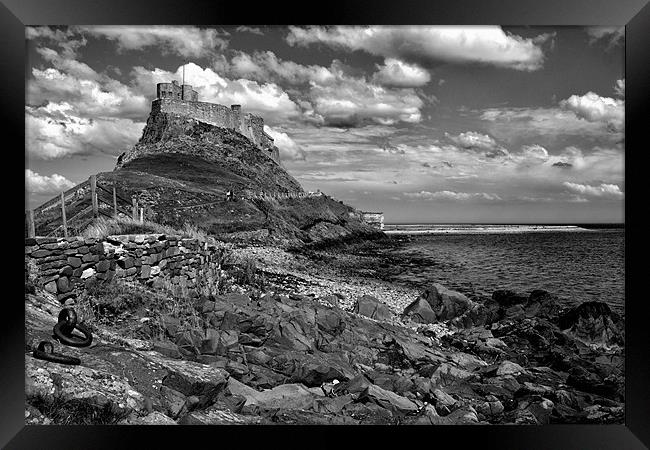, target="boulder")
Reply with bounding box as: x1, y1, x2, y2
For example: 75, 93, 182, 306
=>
496, 361, 527, 376
402, 297, 437, 324
525, 290, 561, 319
357, 384, 420, 415
243, 383, 321, 410
557, 301, 624, 348
418, 283, 473, 321
492, 289, 528, 307
353, 295, 393, 321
